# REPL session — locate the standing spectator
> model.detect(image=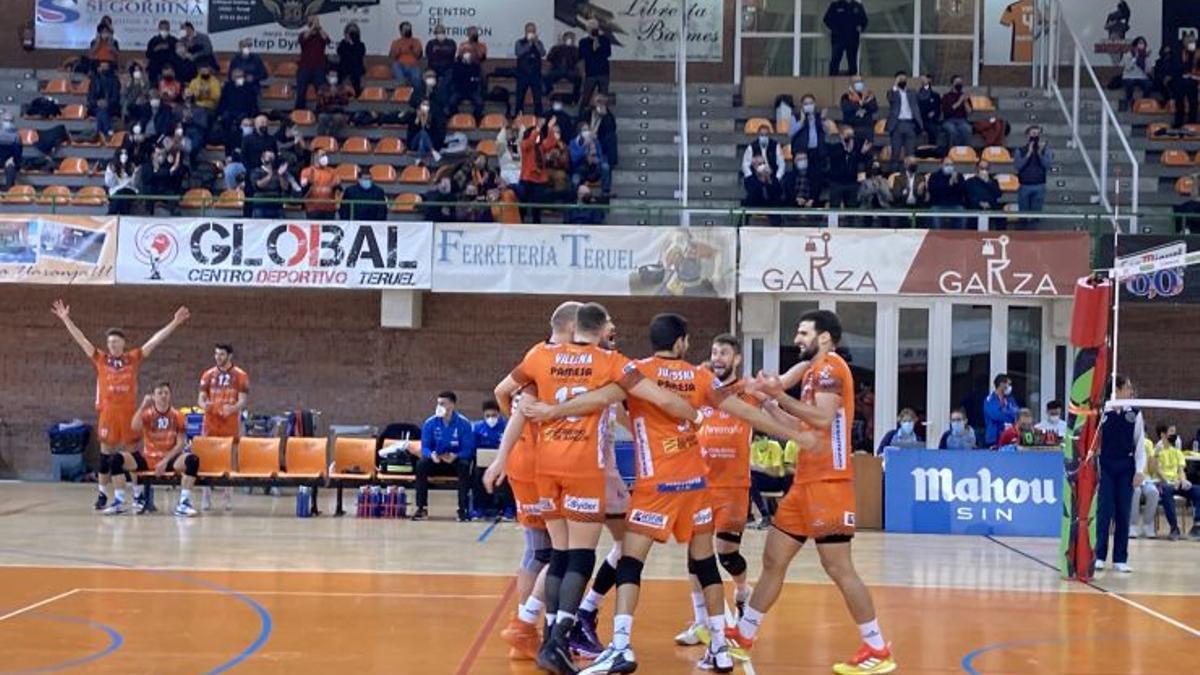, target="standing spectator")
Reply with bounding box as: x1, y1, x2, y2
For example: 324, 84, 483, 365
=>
876, 408, 924, 453
497, 116, 522, 186
569, 121, 610, 193
581, 94, 618, 169
171, 41, 197, 86
578, 18, 612, 112
857, 161, 891, 211
983, 373, 1019, 447
1121, 37, 1153, 109
1034, 400, 1068, 441
742, 123, 785, 182
88, 61, 121, 139
1151, 425, 1200, 540
407, 100, 442, 165
186, 65, 221, 112
458, 26, 488, 63
218, 69, 259, 141
241, 115, 276, 169
1094, 375, 1144, 573
389, 22, 424, 97
0, 115, 22, 189
788, 94, 826, 160
892, 158, 927, 211
938, 409, 978, 449
88, 23, 119, 72
339, 166, 389, 221
825, 128, 870, 208
414, 391, 476, 522
917, 74, 942, 146
414, 68, 452, 121
250, 150, 297, 219
145, 20, 177, 83
141, 147, 184, 215
180, 21, 216, 72
886, 70, 923, 169
940, 75, 973, 147
315, 71, 354, 137
1171, 39, 1199, 128
425, 24, 457, 82
1014, 125, 1053, 215
840, 76, 878, 144
229, 40, 268, 87
295, 17, 331, 110
963, 160, 1002, 213
299, 148, 339, 220
519, 124, 555, 223
450, 49, 485, 120
146, 91, 178, 139
276, 119, 309, 169
124, 65, 149, 123
514, 23, 547, 117
783, 150, 824, 208
824, 0, 868, 76
548, 97, 575, 142
471, 400, 510, 519
337, 23, 367, 96
104, 149, 138, 215
1152, 44, 1174, 105
545, 31, 581, 104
